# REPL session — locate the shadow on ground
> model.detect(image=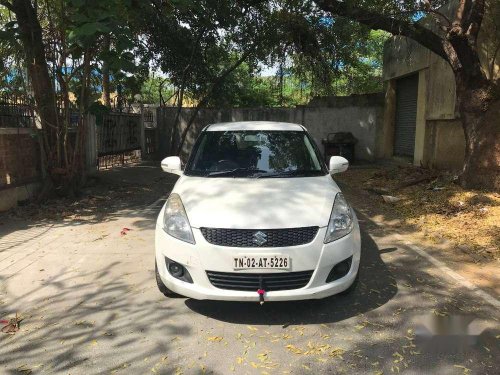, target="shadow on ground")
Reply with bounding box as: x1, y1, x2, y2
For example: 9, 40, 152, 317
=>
0, 162, 176, 225
1, 164, 498, 374
0, 162, 176, 254
186, 227, 398, 325
0, 262, 199, 374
